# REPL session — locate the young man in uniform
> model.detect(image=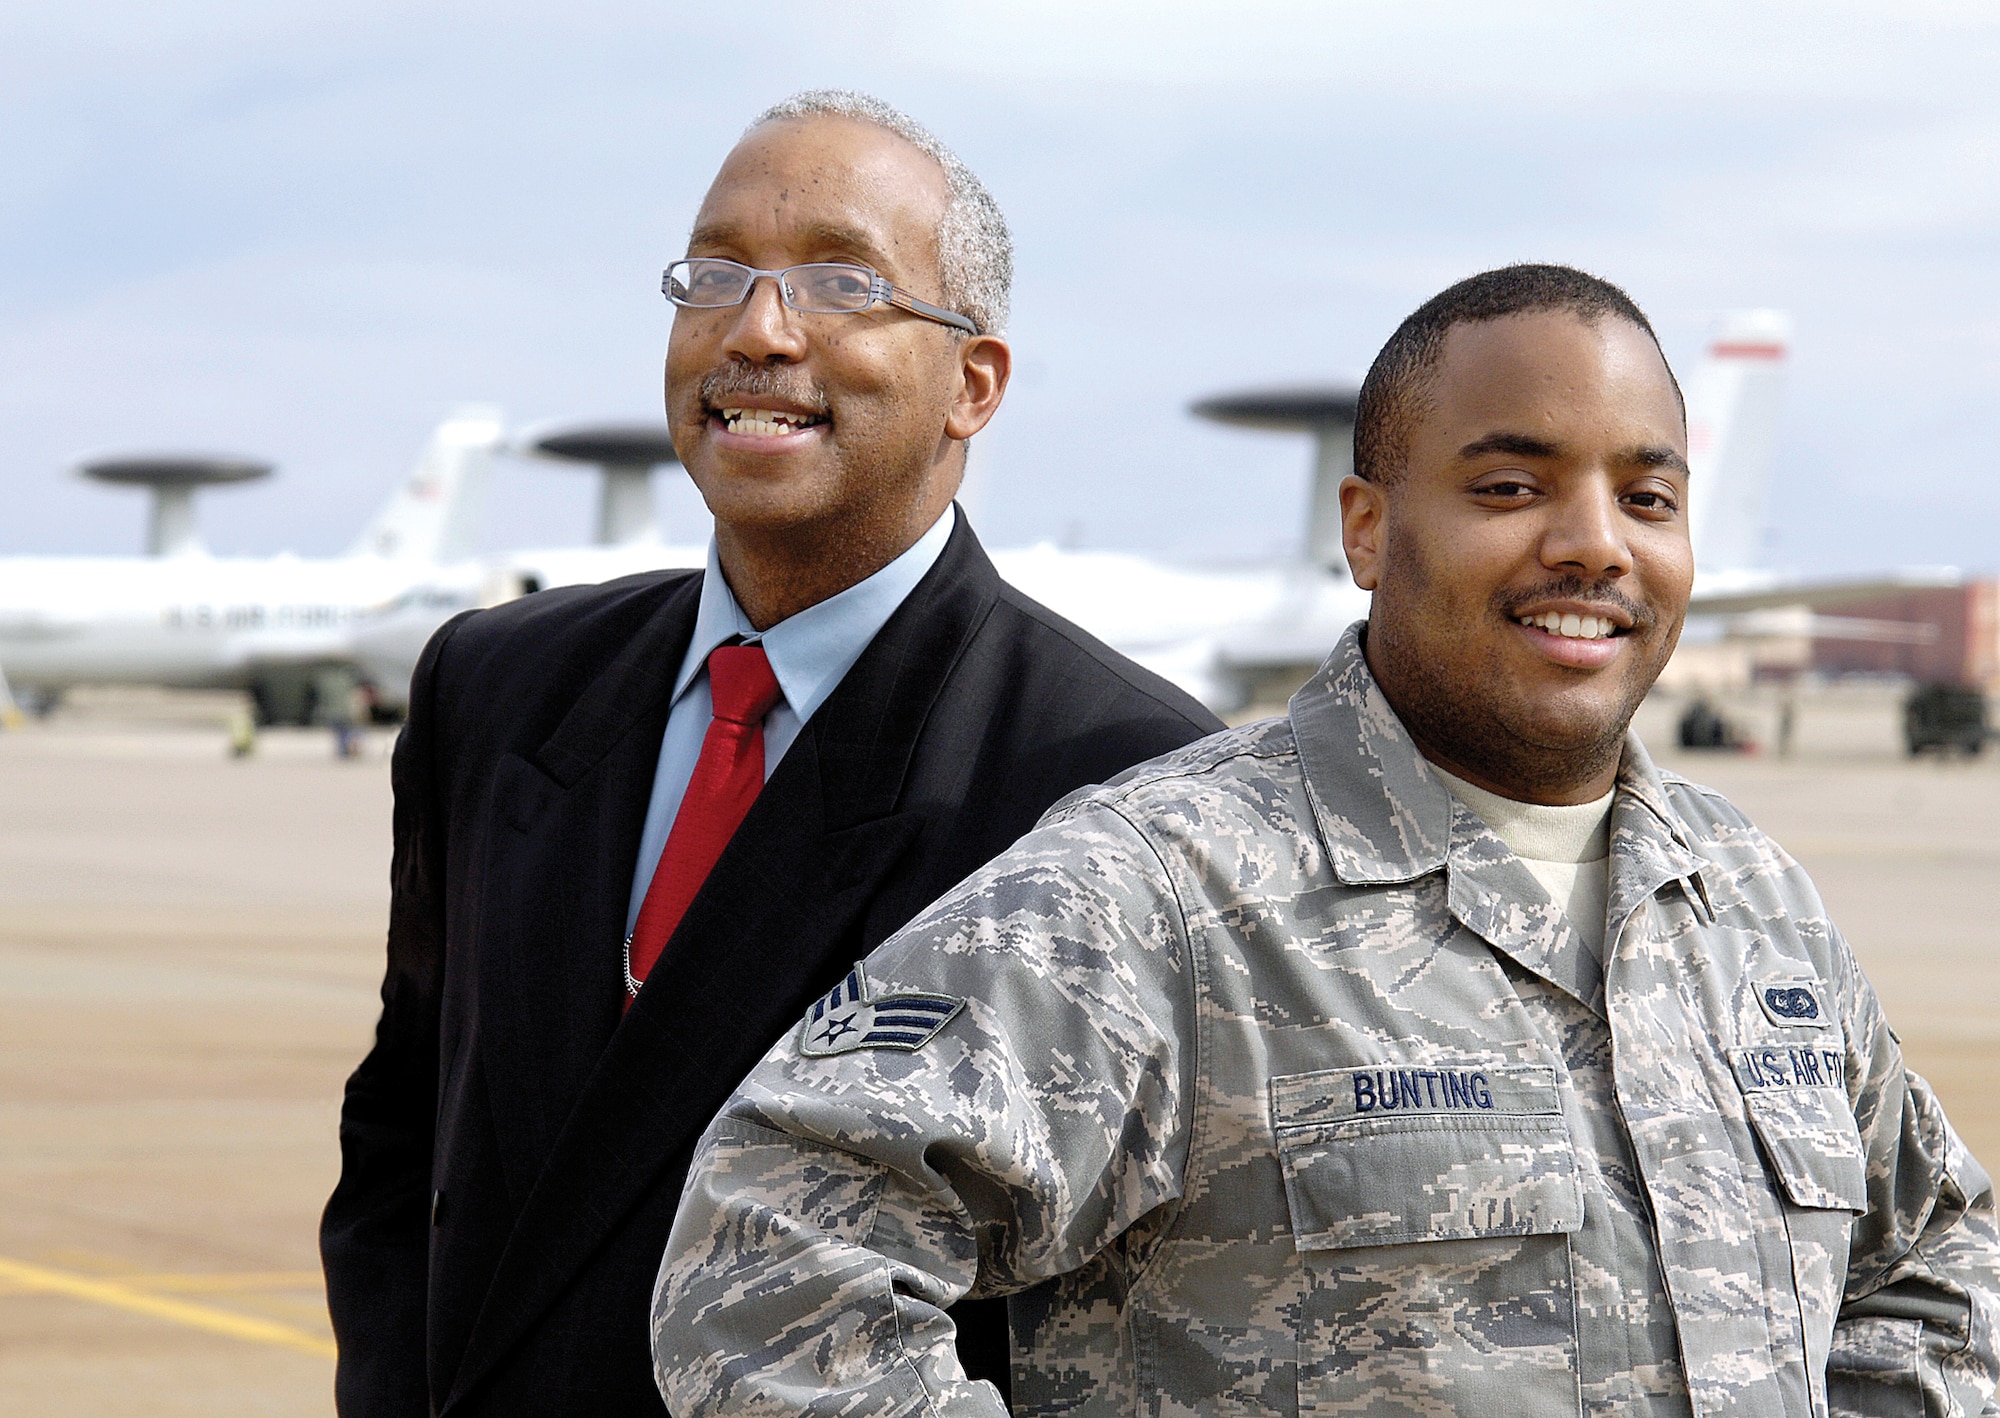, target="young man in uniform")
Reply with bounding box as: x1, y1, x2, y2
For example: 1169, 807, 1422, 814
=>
655, 265, 2000, 1418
